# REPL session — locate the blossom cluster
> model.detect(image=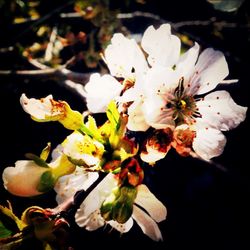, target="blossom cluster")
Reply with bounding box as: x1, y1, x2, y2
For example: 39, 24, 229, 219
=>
1, 23, 247, 245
